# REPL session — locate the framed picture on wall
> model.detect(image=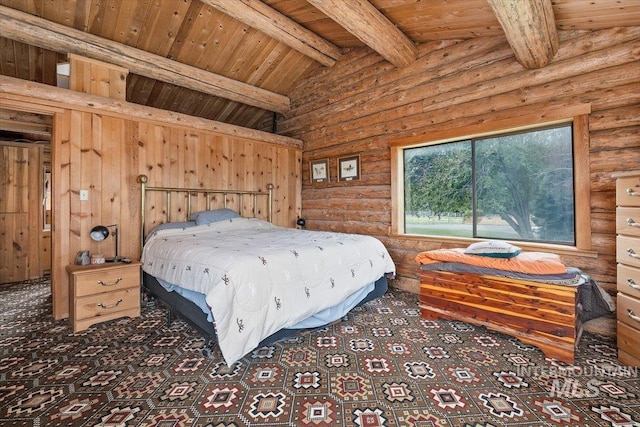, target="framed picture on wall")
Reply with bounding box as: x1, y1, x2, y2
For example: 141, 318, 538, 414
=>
338, 155, 360, 181
310, 158, 329, 183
